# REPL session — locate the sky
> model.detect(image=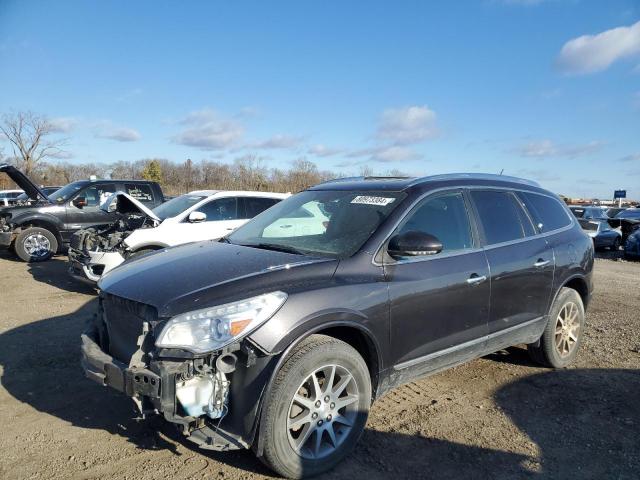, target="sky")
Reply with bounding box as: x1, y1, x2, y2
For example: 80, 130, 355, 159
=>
0, 0, 639, 199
